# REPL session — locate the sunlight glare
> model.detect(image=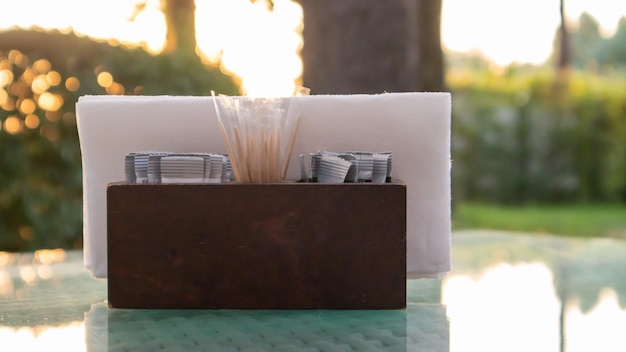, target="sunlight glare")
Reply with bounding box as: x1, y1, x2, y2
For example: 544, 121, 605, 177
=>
566, 1, 626, 37
0, 323, 86, 352
196, 0, 303, 96
442, 0, 560, 65
442, 0, 626, 65
443, 262, 561, 352
566, 289, 626, 352
70, 0, 166, 53
0, 0, 622, 94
